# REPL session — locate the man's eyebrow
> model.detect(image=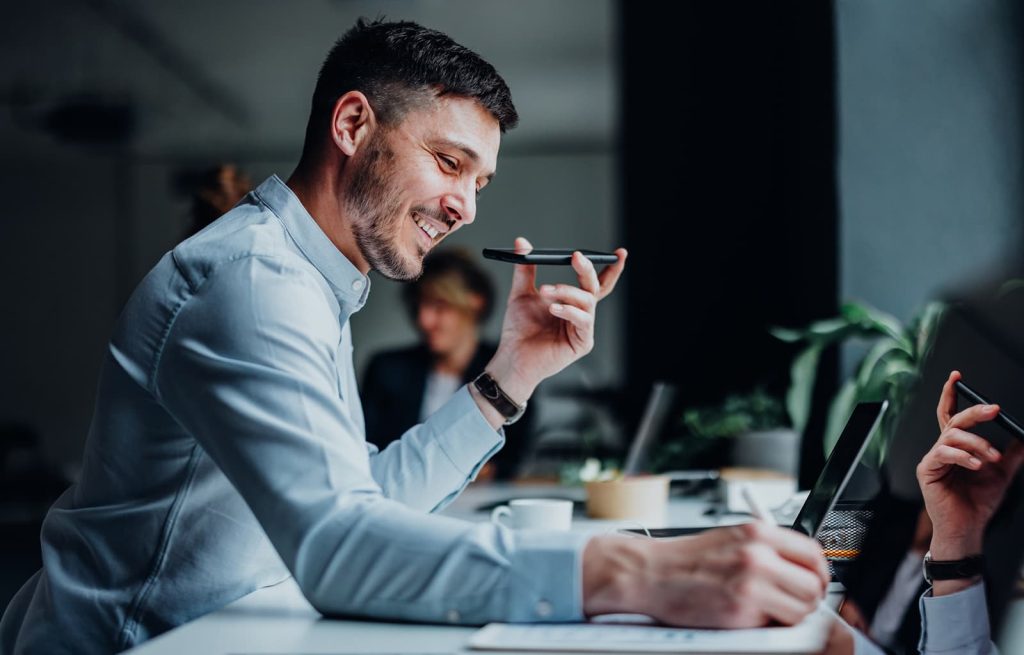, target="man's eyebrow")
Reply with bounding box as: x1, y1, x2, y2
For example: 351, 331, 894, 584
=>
436, 139, 496, 182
